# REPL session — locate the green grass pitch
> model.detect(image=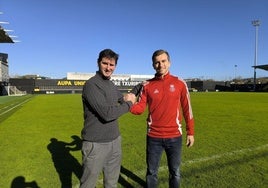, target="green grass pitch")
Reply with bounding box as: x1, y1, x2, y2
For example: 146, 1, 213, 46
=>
0, 92, 267, 187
